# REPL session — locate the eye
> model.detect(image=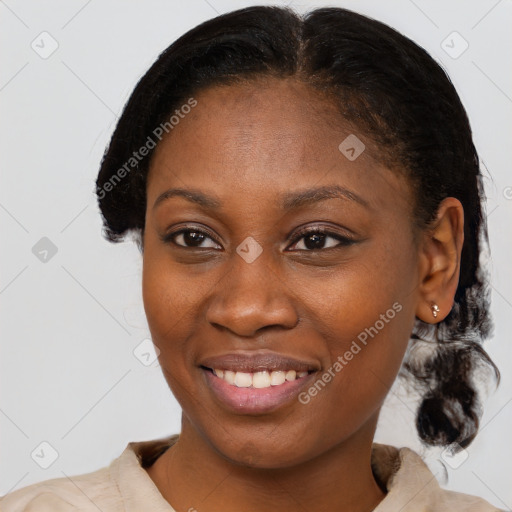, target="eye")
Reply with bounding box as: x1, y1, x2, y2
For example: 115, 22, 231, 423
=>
162, 225, 357, 251
162, 227, 221, 249
287, 226, 357, 251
